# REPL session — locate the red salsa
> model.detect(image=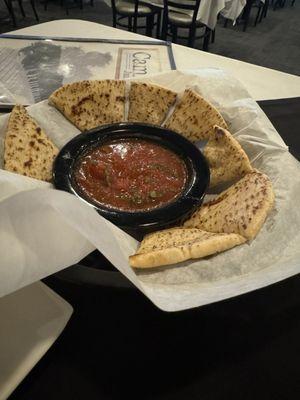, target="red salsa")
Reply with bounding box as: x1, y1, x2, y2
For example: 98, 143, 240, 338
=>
73, 139, 188, 211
